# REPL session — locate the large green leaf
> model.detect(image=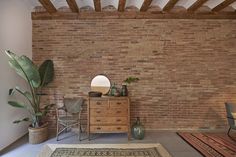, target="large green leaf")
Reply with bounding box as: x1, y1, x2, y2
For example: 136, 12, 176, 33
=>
5, 50, 41, 88
39, 60, 54, 87
8, 101, 26, 108
35, 112, 43, 116
15, 86, 33, 103
13, 117, 30, 124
